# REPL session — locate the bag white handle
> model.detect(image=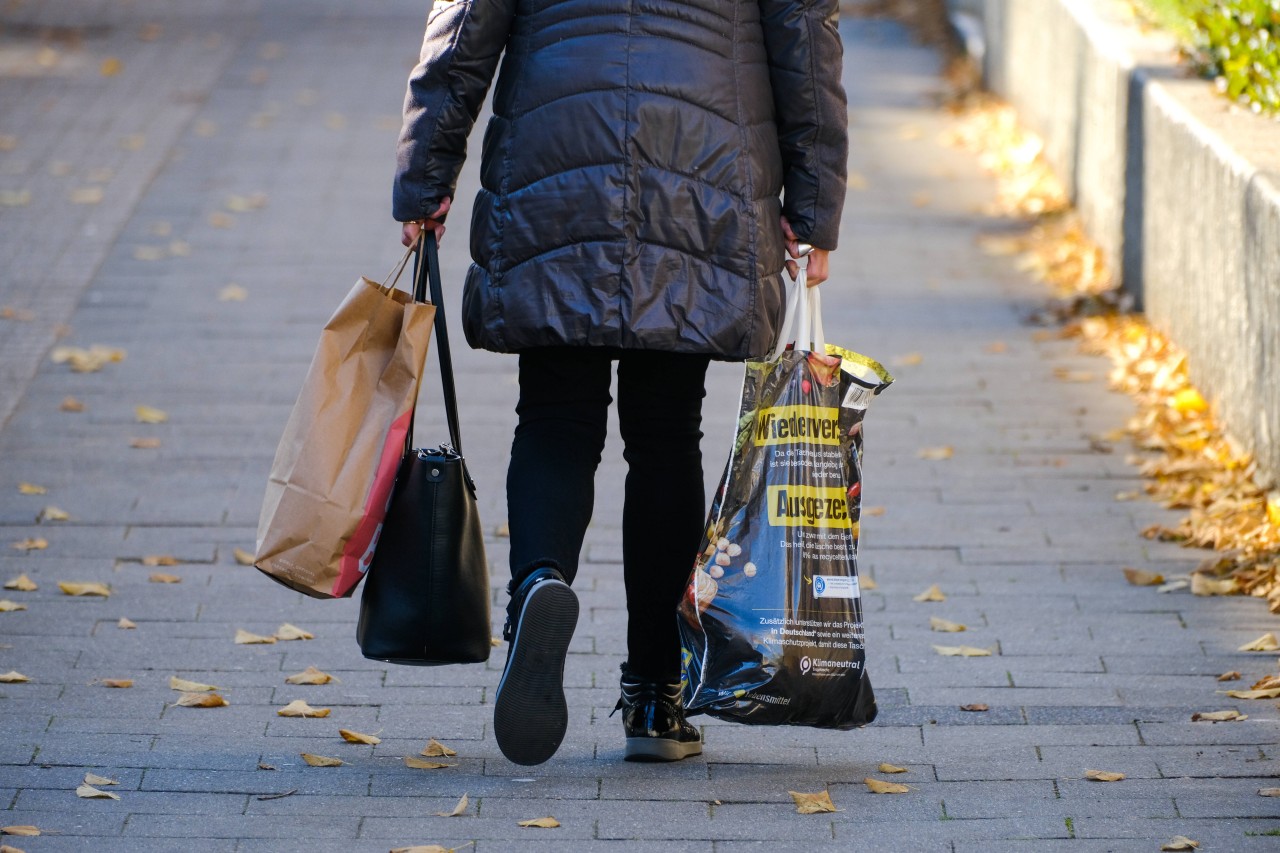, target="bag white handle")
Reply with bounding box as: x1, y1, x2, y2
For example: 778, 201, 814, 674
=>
767, 256, 827, 360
